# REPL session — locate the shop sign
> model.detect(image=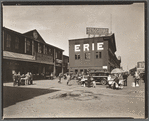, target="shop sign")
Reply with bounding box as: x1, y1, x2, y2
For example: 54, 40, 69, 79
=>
75, 42, 104, 52
36, 53, 53, 63
86, 27, 109, 36
103, 66, 108, 69
56, 59, 62, 64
